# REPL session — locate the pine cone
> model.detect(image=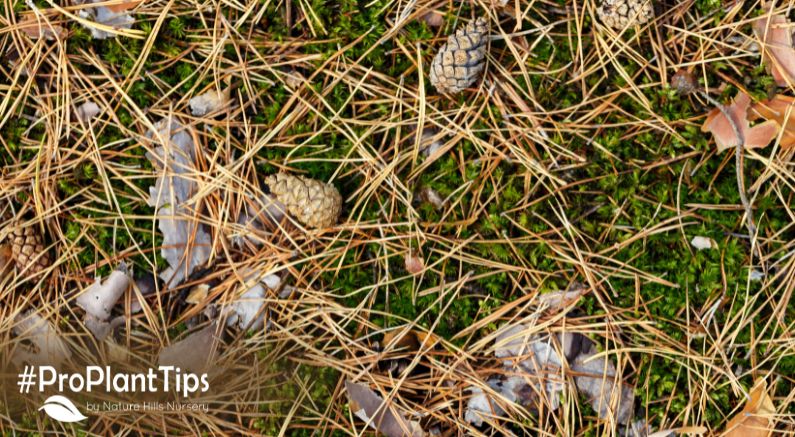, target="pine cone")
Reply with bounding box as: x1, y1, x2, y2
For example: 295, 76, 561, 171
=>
8, 223, 51, 275
263, 174, 342, 229
596, 0, 653, 29
430, 18, 489, 94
